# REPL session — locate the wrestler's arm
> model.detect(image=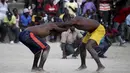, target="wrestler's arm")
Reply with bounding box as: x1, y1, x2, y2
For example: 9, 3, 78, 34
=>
53, 24, 69, 32
54, 19, 76, 27
54, 26, 69, 32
